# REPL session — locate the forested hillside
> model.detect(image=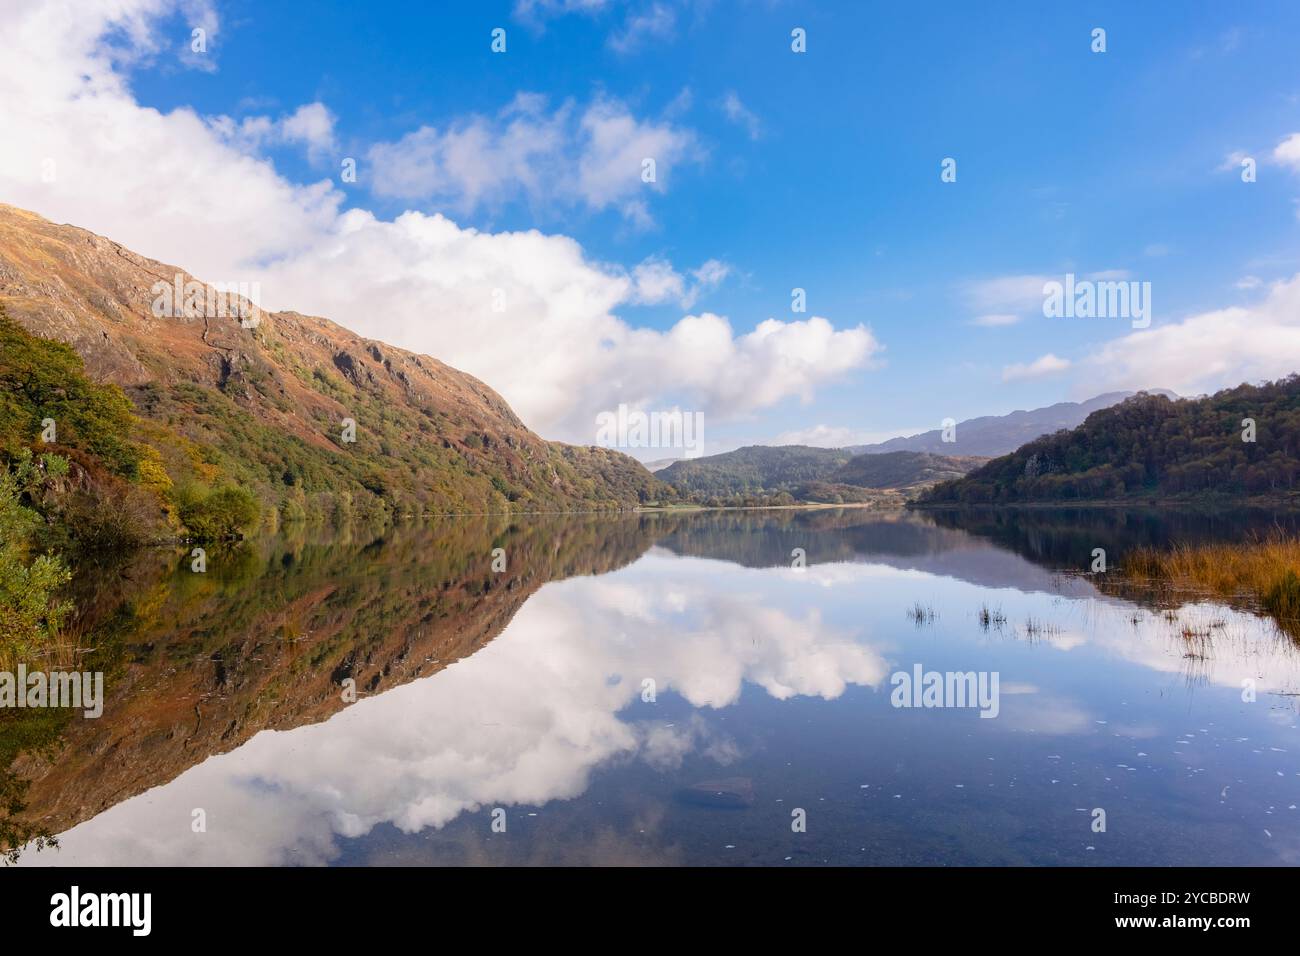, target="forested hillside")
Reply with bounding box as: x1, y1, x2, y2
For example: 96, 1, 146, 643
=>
659, 445, 983, 505
918, 380, 1300, 505
658, 445, 853, 497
